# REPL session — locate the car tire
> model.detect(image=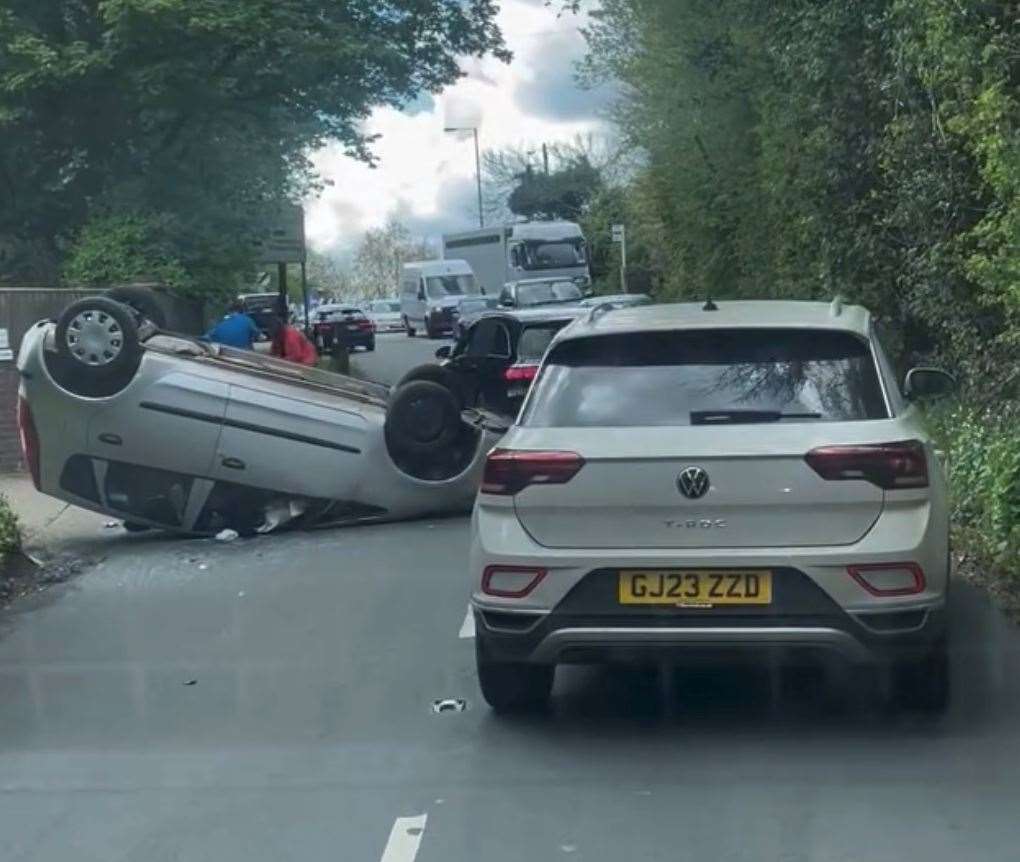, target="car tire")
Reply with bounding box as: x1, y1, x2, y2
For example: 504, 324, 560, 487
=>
385, 380, 462, 456
476, 639, 553, 712
892, 638, 949, 713
395, 363, 464, 408
105, 285, 168, 329
55, 296, 142, 390
425, 318, 438, 339
404, 317, 416, 337
366, 337, 375, 352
